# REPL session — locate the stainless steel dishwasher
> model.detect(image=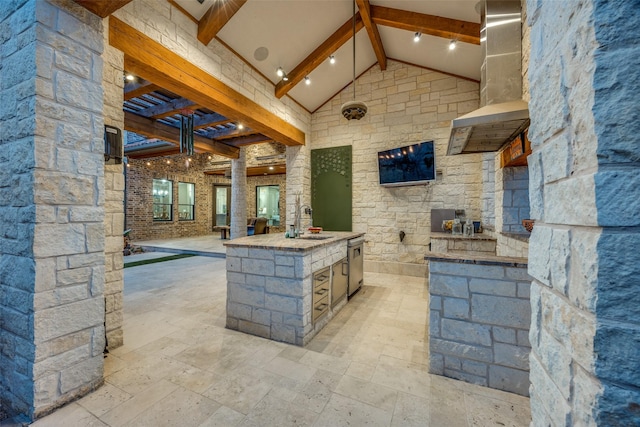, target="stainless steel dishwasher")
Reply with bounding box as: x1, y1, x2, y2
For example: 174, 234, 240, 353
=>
347, 237, 364, 297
